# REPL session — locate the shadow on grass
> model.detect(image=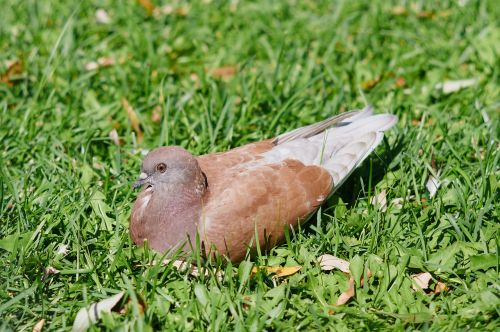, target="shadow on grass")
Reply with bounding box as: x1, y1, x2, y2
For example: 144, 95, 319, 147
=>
335, 133, 406, 206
